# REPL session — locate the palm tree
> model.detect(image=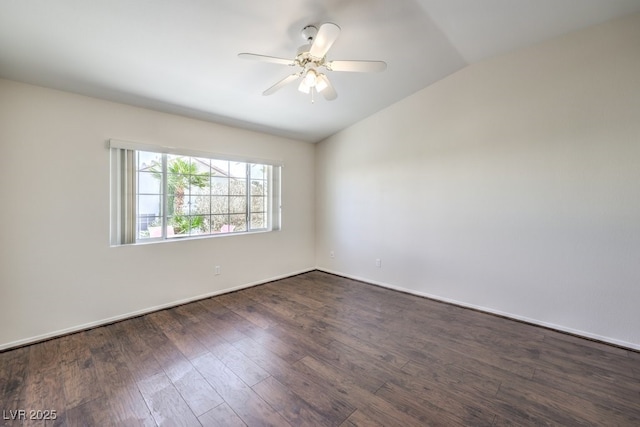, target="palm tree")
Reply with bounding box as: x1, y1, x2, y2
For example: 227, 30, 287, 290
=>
150, 157, 209, 232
